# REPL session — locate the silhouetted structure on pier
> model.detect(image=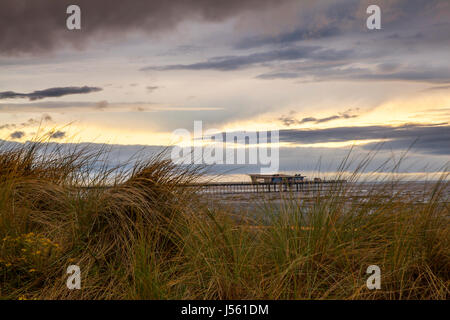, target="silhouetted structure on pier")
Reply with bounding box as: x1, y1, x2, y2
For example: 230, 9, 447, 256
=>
248, 173, 305, 184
